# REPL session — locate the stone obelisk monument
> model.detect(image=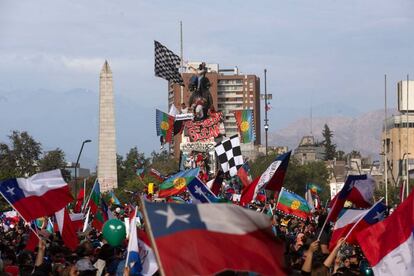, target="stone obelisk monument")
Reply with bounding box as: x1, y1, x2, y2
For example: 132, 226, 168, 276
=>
98, 60, 118, 192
